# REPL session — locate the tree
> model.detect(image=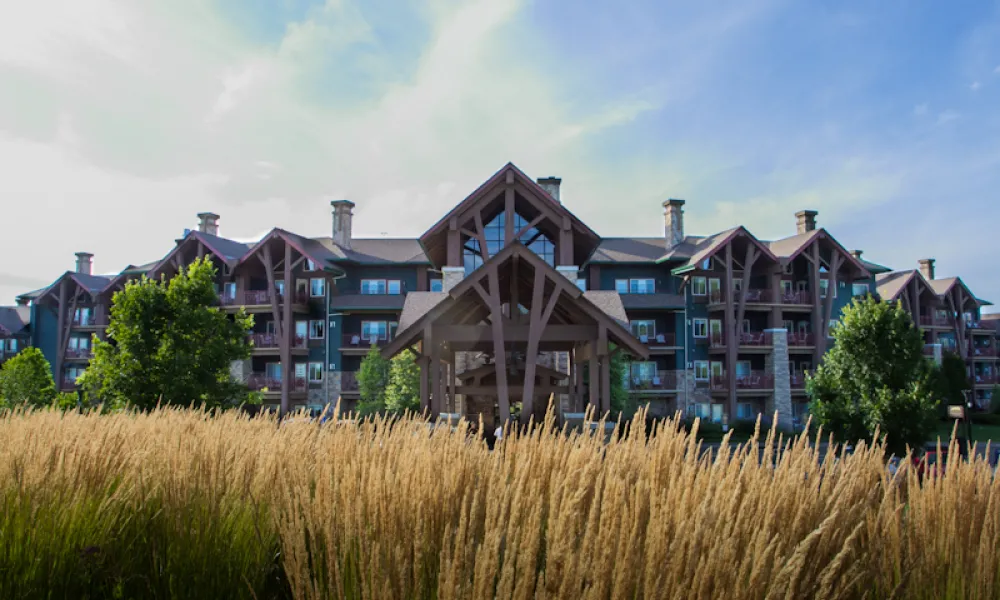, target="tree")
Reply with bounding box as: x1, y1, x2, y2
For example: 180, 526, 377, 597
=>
808, 296, 939, 456
0, 347, 56, 408
79, 257, 253, 410
356, 345, 390, 415
930, 351, 971, 409
384, 352, 421, 415
609, 350, 631, 417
